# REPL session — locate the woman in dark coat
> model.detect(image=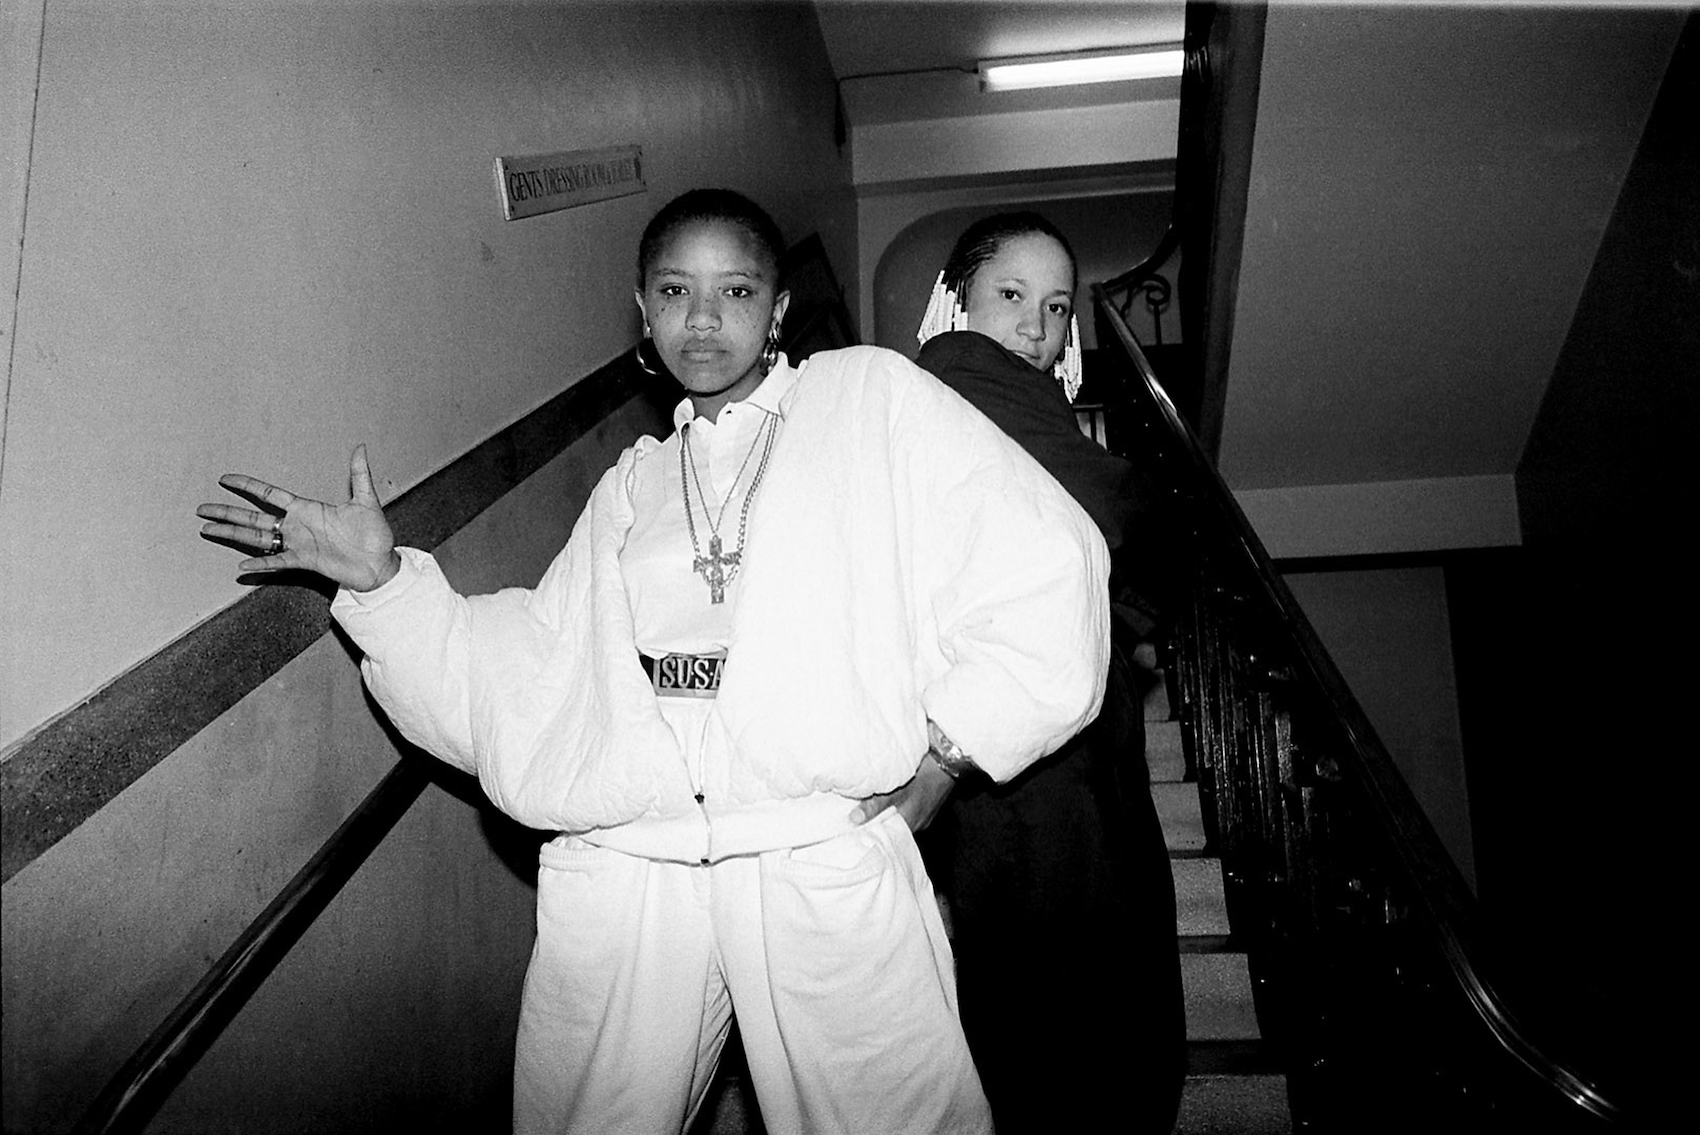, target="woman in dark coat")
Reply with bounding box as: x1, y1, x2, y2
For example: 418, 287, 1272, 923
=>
914, 212, 1187, 1134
